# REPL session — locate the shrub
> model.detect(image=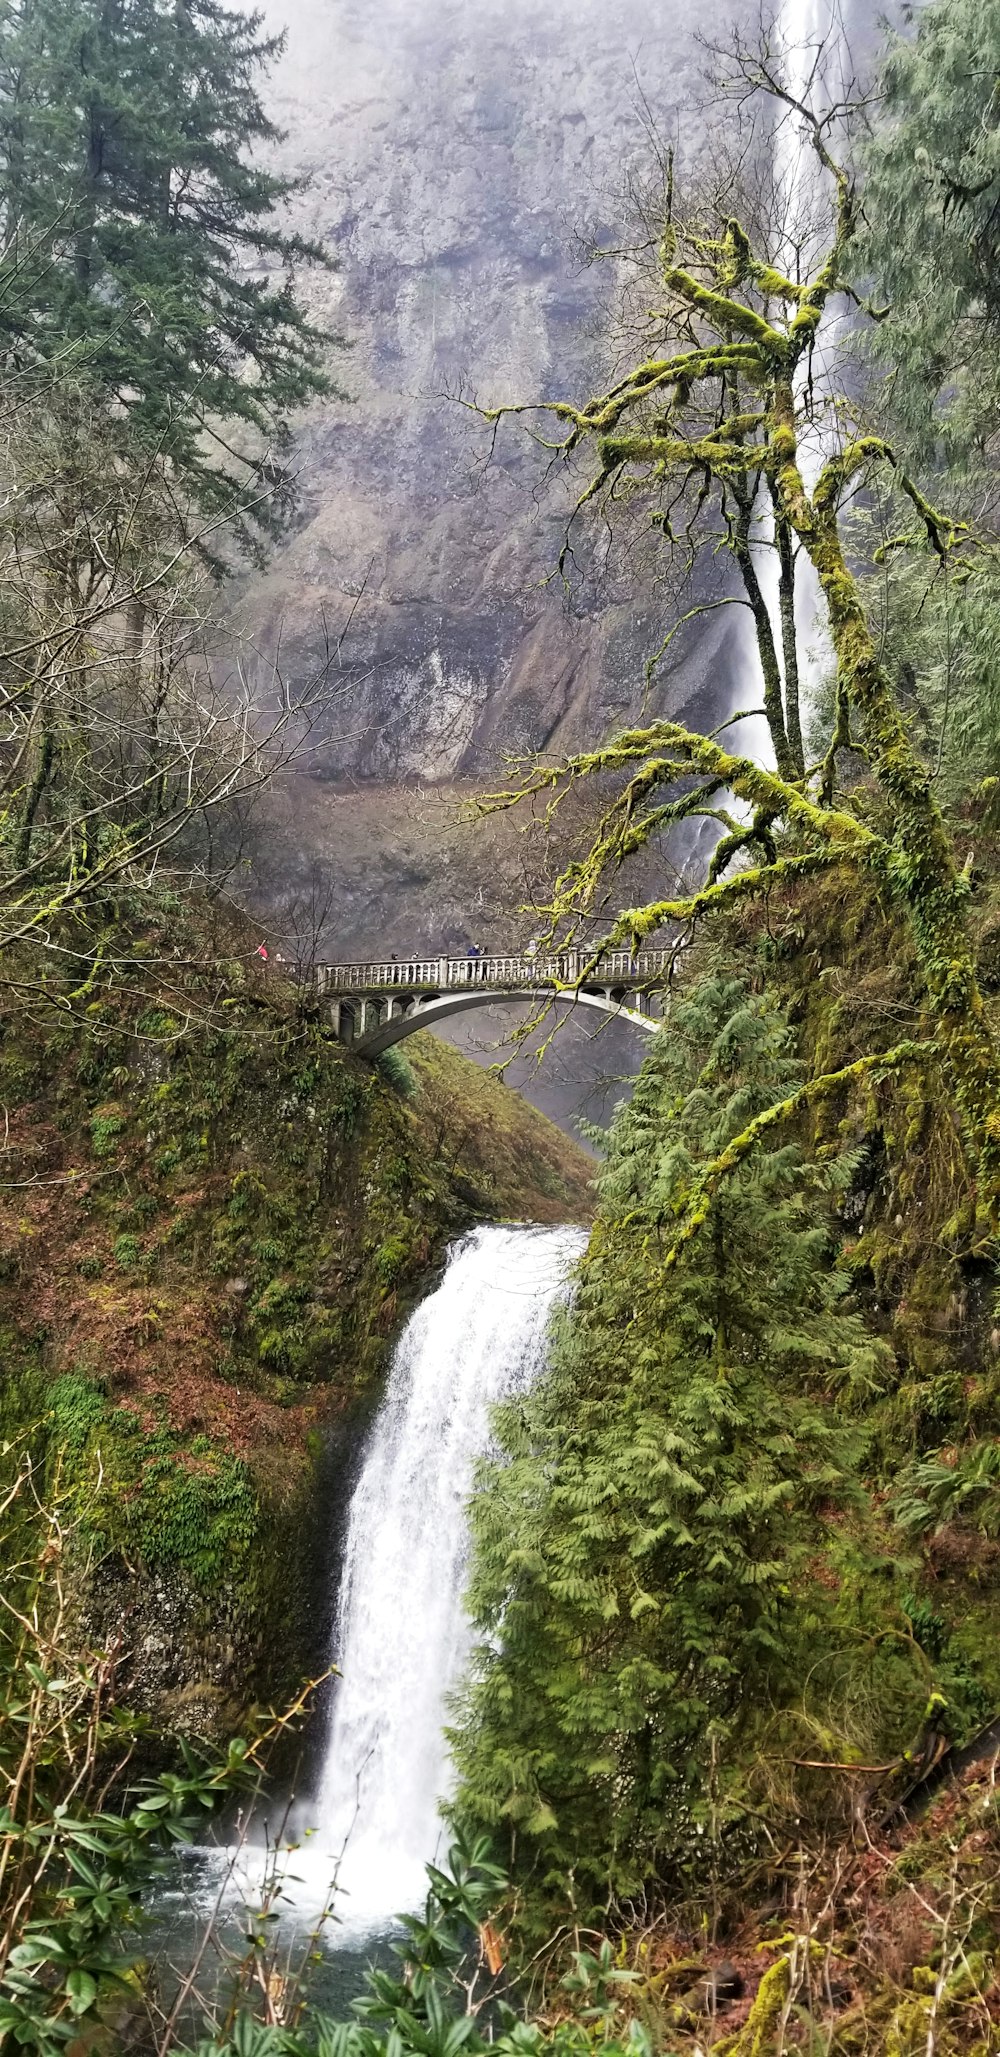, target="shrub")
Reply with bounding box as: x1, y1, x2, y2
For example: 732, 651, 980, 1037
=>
375, 1234, 409, 1288
377, 1045, 418, 1099
89, 1106, 126, 1158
